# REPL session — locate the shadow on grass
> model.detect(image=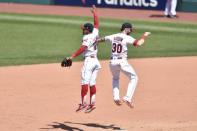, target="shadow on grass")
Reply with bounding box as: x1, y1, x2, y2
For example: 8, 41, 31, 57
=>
40, 121, 124, 131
